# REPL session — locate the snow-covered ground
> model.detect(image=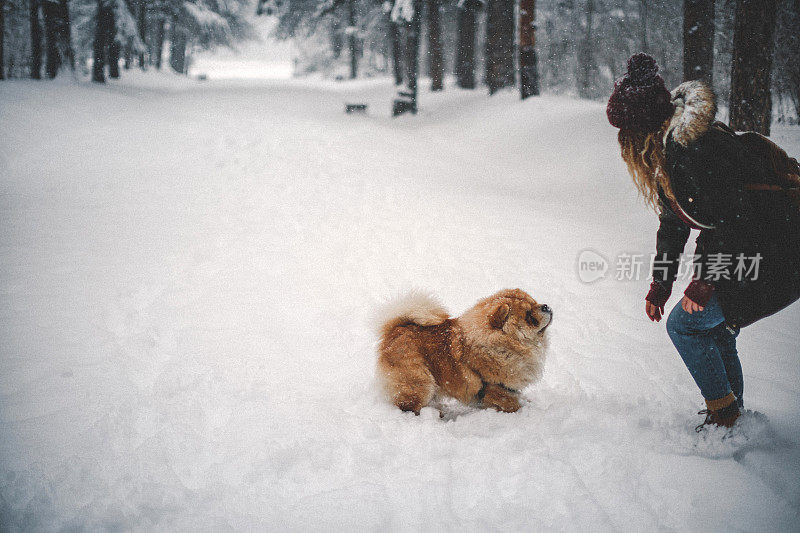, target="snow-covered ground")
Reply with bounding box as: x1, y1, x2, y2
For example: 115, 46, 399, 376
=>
1, 74, 799, 531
